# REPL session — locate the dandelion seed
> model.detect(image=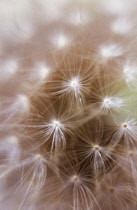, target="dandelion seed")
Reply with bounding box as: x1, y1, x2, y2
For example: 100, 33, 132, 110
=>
57, 156, 98, 210
50, 74, 85, 105
54, 34, 69, 48
96, 173, 135, 210
123, 65, 136, 81
102, 0, 132, 15
110, 115, 137, 146
102, 96, 123, 112
103, 98, 111, 108
65, 76, 83, 100
52, 120, 61, 127
123, 64, 137, 88
0, 135, 21, 164
31, 63, 51, 83
35, 154, 43, 160
41, 118, 67, 151
72, 175, 79, 182
69, 77, 80, 89
128, 150, 133, 156
15, 151, 54, 209
0, 59, 18, 81
18, 21, 34, 41
94, 145, 99, 150
16, 94, 30, 111
100, 44, 122, 59
103, 99, 113, 110
38, 65, 50, 80
103, 98, 110, 104
109, 186, 114, 193
68, 10, 89, 26
76, 125, 115, 176
5, 60, 18, 75
122, 123, 128, 128
8, 135, 18, 144
58, 35, 68, 48
111, 18, 132, 34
